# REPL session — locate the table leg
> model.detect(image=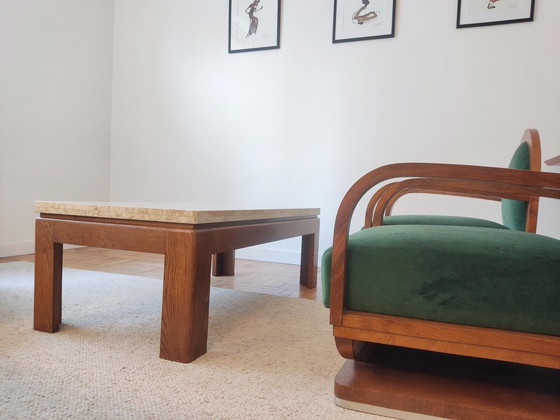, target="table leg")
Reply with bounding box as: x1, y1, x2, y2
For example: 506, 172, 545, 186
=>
212, 250, 235, 276
160, 230, 212, 363
34, 219, 63, 332
300, 218, 319, 288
